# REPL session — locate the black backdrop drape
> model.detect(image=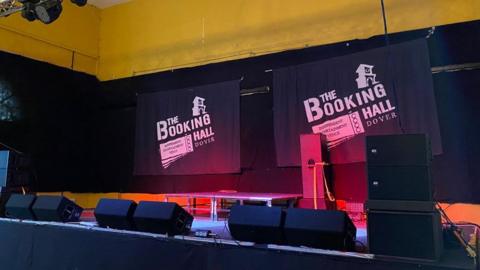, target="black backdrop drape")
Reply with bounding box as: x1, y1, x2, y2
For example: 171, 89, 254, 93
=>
0, 20, 479, 203
273, 39, 441, 167
134, 81, 240, 175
